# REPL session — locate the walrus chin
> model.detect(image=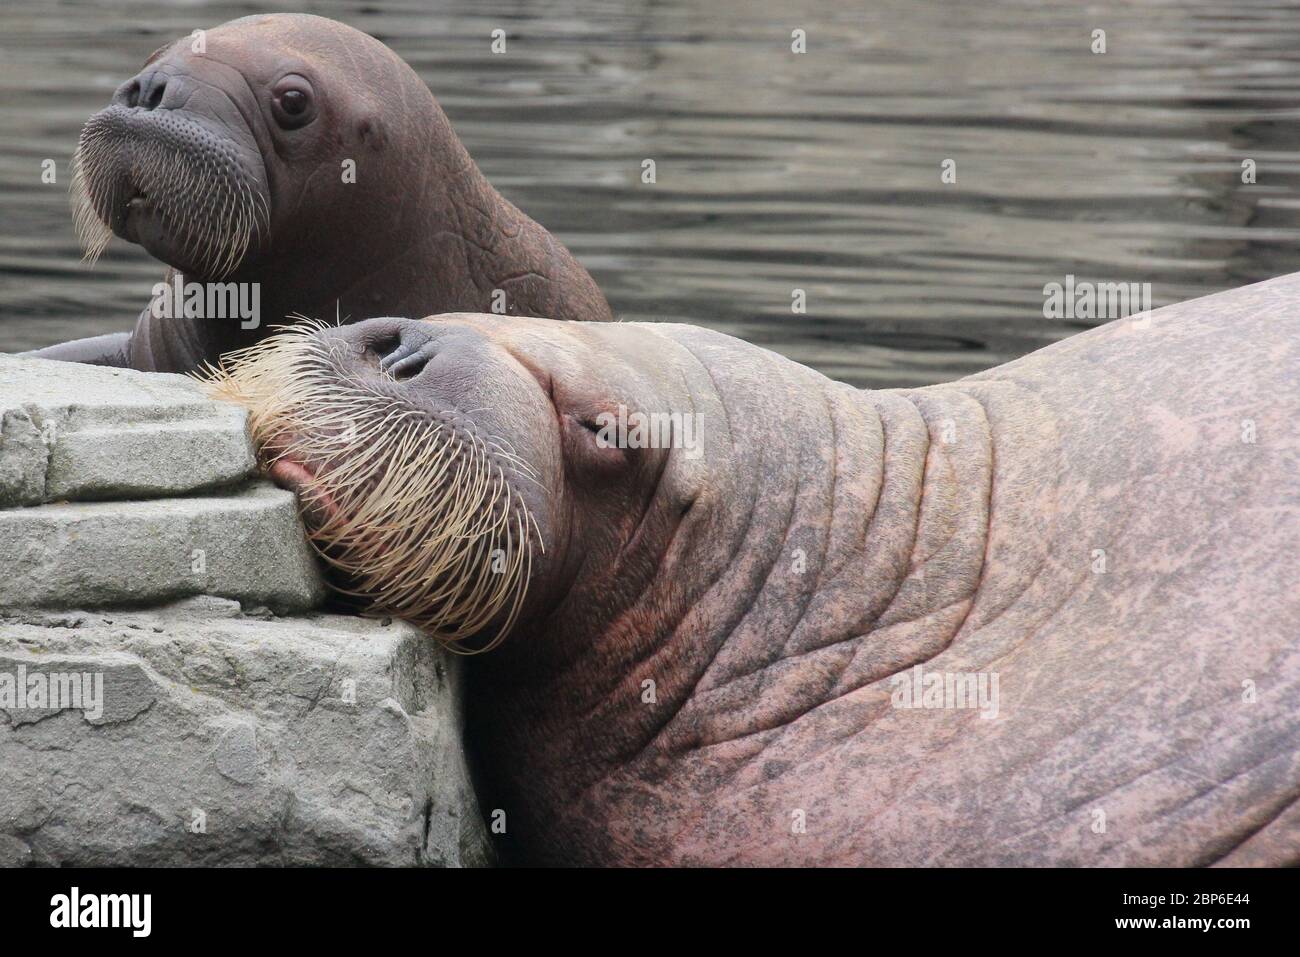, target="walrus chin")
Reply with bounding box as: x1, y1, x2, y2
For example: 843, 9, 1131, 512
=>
70, 104, 269, 278
202, 321, 539, 650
